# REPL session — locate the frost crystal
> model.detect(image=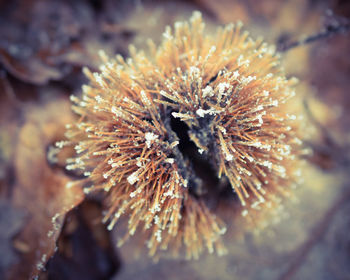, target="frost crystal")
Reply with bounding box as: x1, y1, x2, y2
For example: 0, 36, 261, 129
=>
145, 132, 159, 148
202, 85, 214, 98
127, 171, 140, 185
